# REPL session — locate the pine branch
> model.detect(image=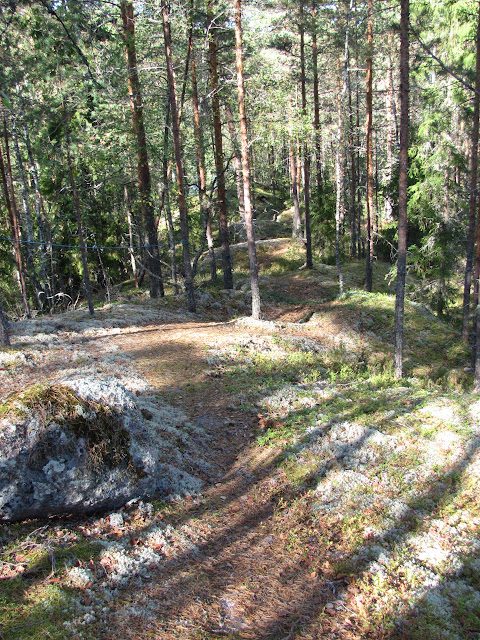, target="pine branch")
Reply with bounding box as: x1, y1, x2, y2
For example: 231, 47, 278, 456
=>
410, 24, 479, 97
38, 0, 104, 89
